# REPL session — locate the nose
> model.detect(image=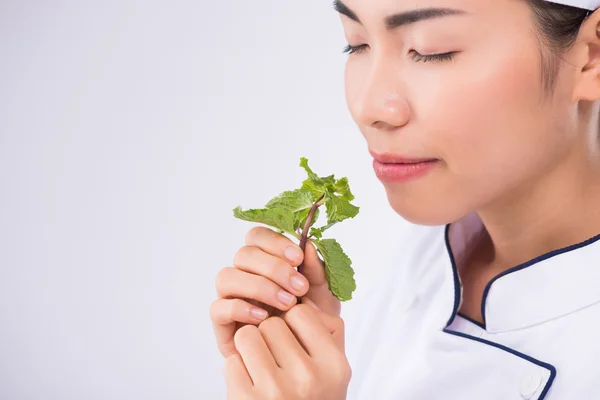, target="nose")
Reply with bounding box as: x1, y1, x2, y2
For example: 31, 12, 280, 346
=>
351, 56, 410, 132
